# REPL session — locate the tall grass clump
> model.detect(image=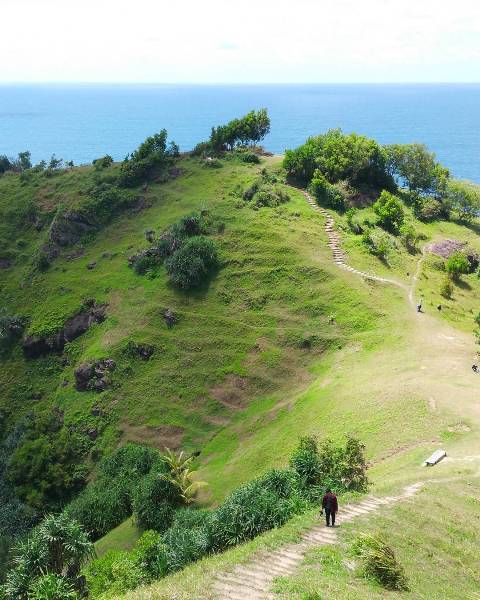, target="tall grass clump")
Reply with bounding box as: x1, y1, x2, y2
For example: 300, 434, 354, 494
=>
352, 533, 408, 591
